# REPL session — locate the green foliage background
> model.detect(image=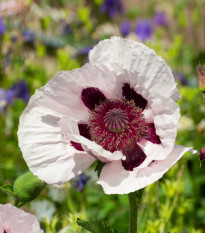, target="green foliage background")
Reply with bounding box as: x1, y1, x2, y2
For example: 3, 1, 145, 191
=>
0, 0, 204, 232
